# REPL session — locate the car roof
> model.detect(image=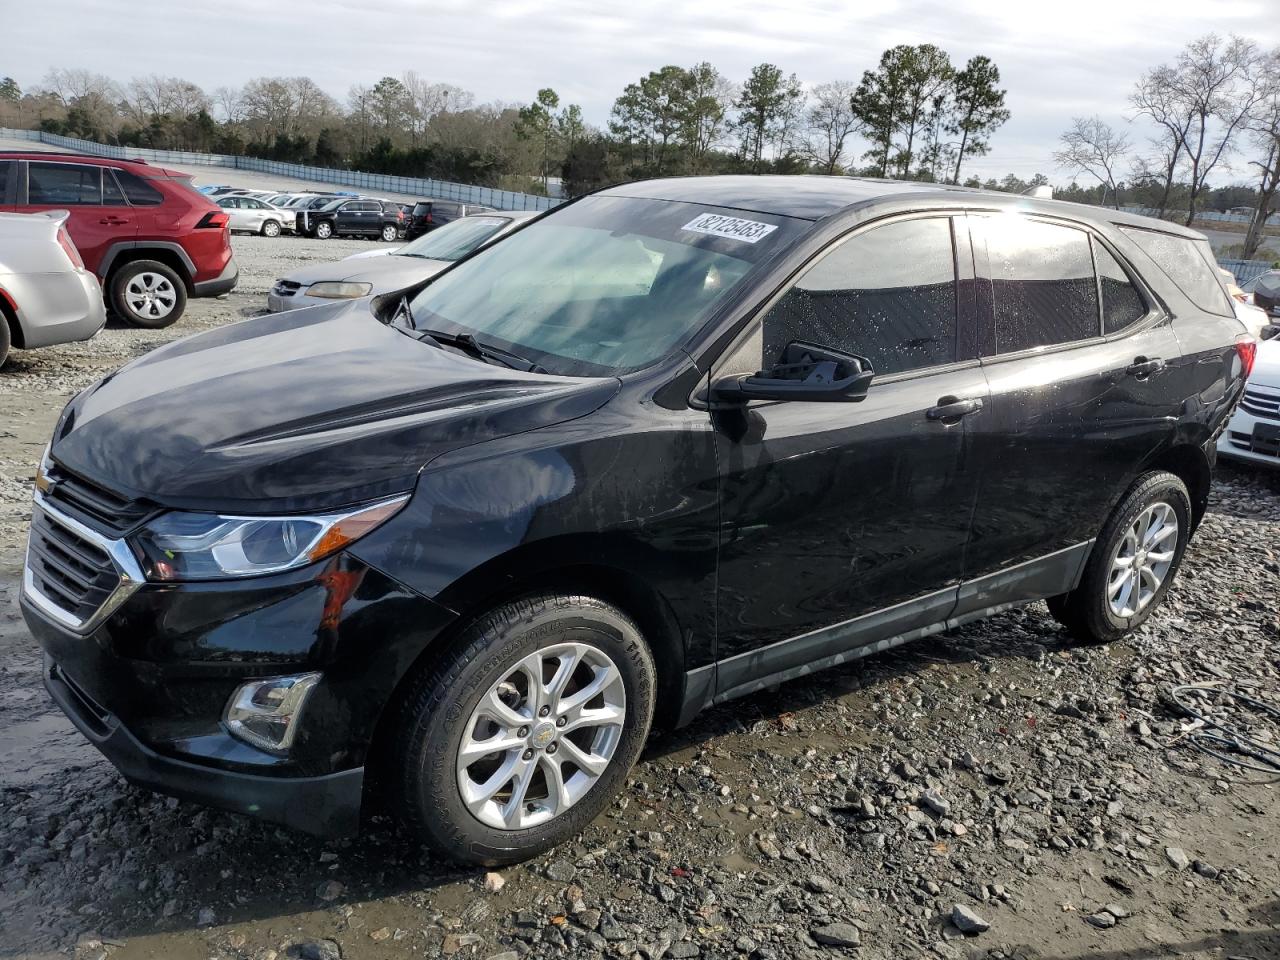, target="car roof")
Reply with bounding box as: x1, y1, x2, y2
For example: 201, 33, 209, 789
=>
598, 175, 1207, 239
